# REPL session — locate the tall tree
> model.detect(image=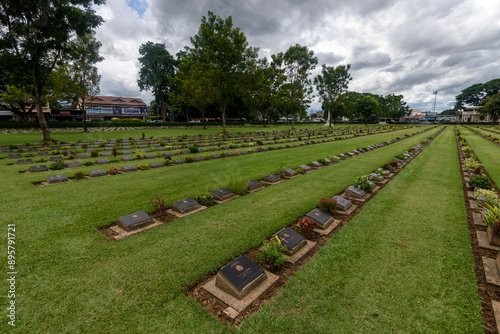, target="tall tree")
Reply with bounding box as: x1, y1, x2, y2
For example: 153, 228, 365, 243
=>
479, 92, 500, 124
50, 33, 103, 131
314, 64, 352, 127
0, 84, 36, 121
380, 94, 409, 119
137, 42, 176, 122
271, 44, 318, 130
356, 95, 379, 125
173, 56, 215, 129
183, 11, 259, 134
0, 0, 104, 142
455, 78, 500, 108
